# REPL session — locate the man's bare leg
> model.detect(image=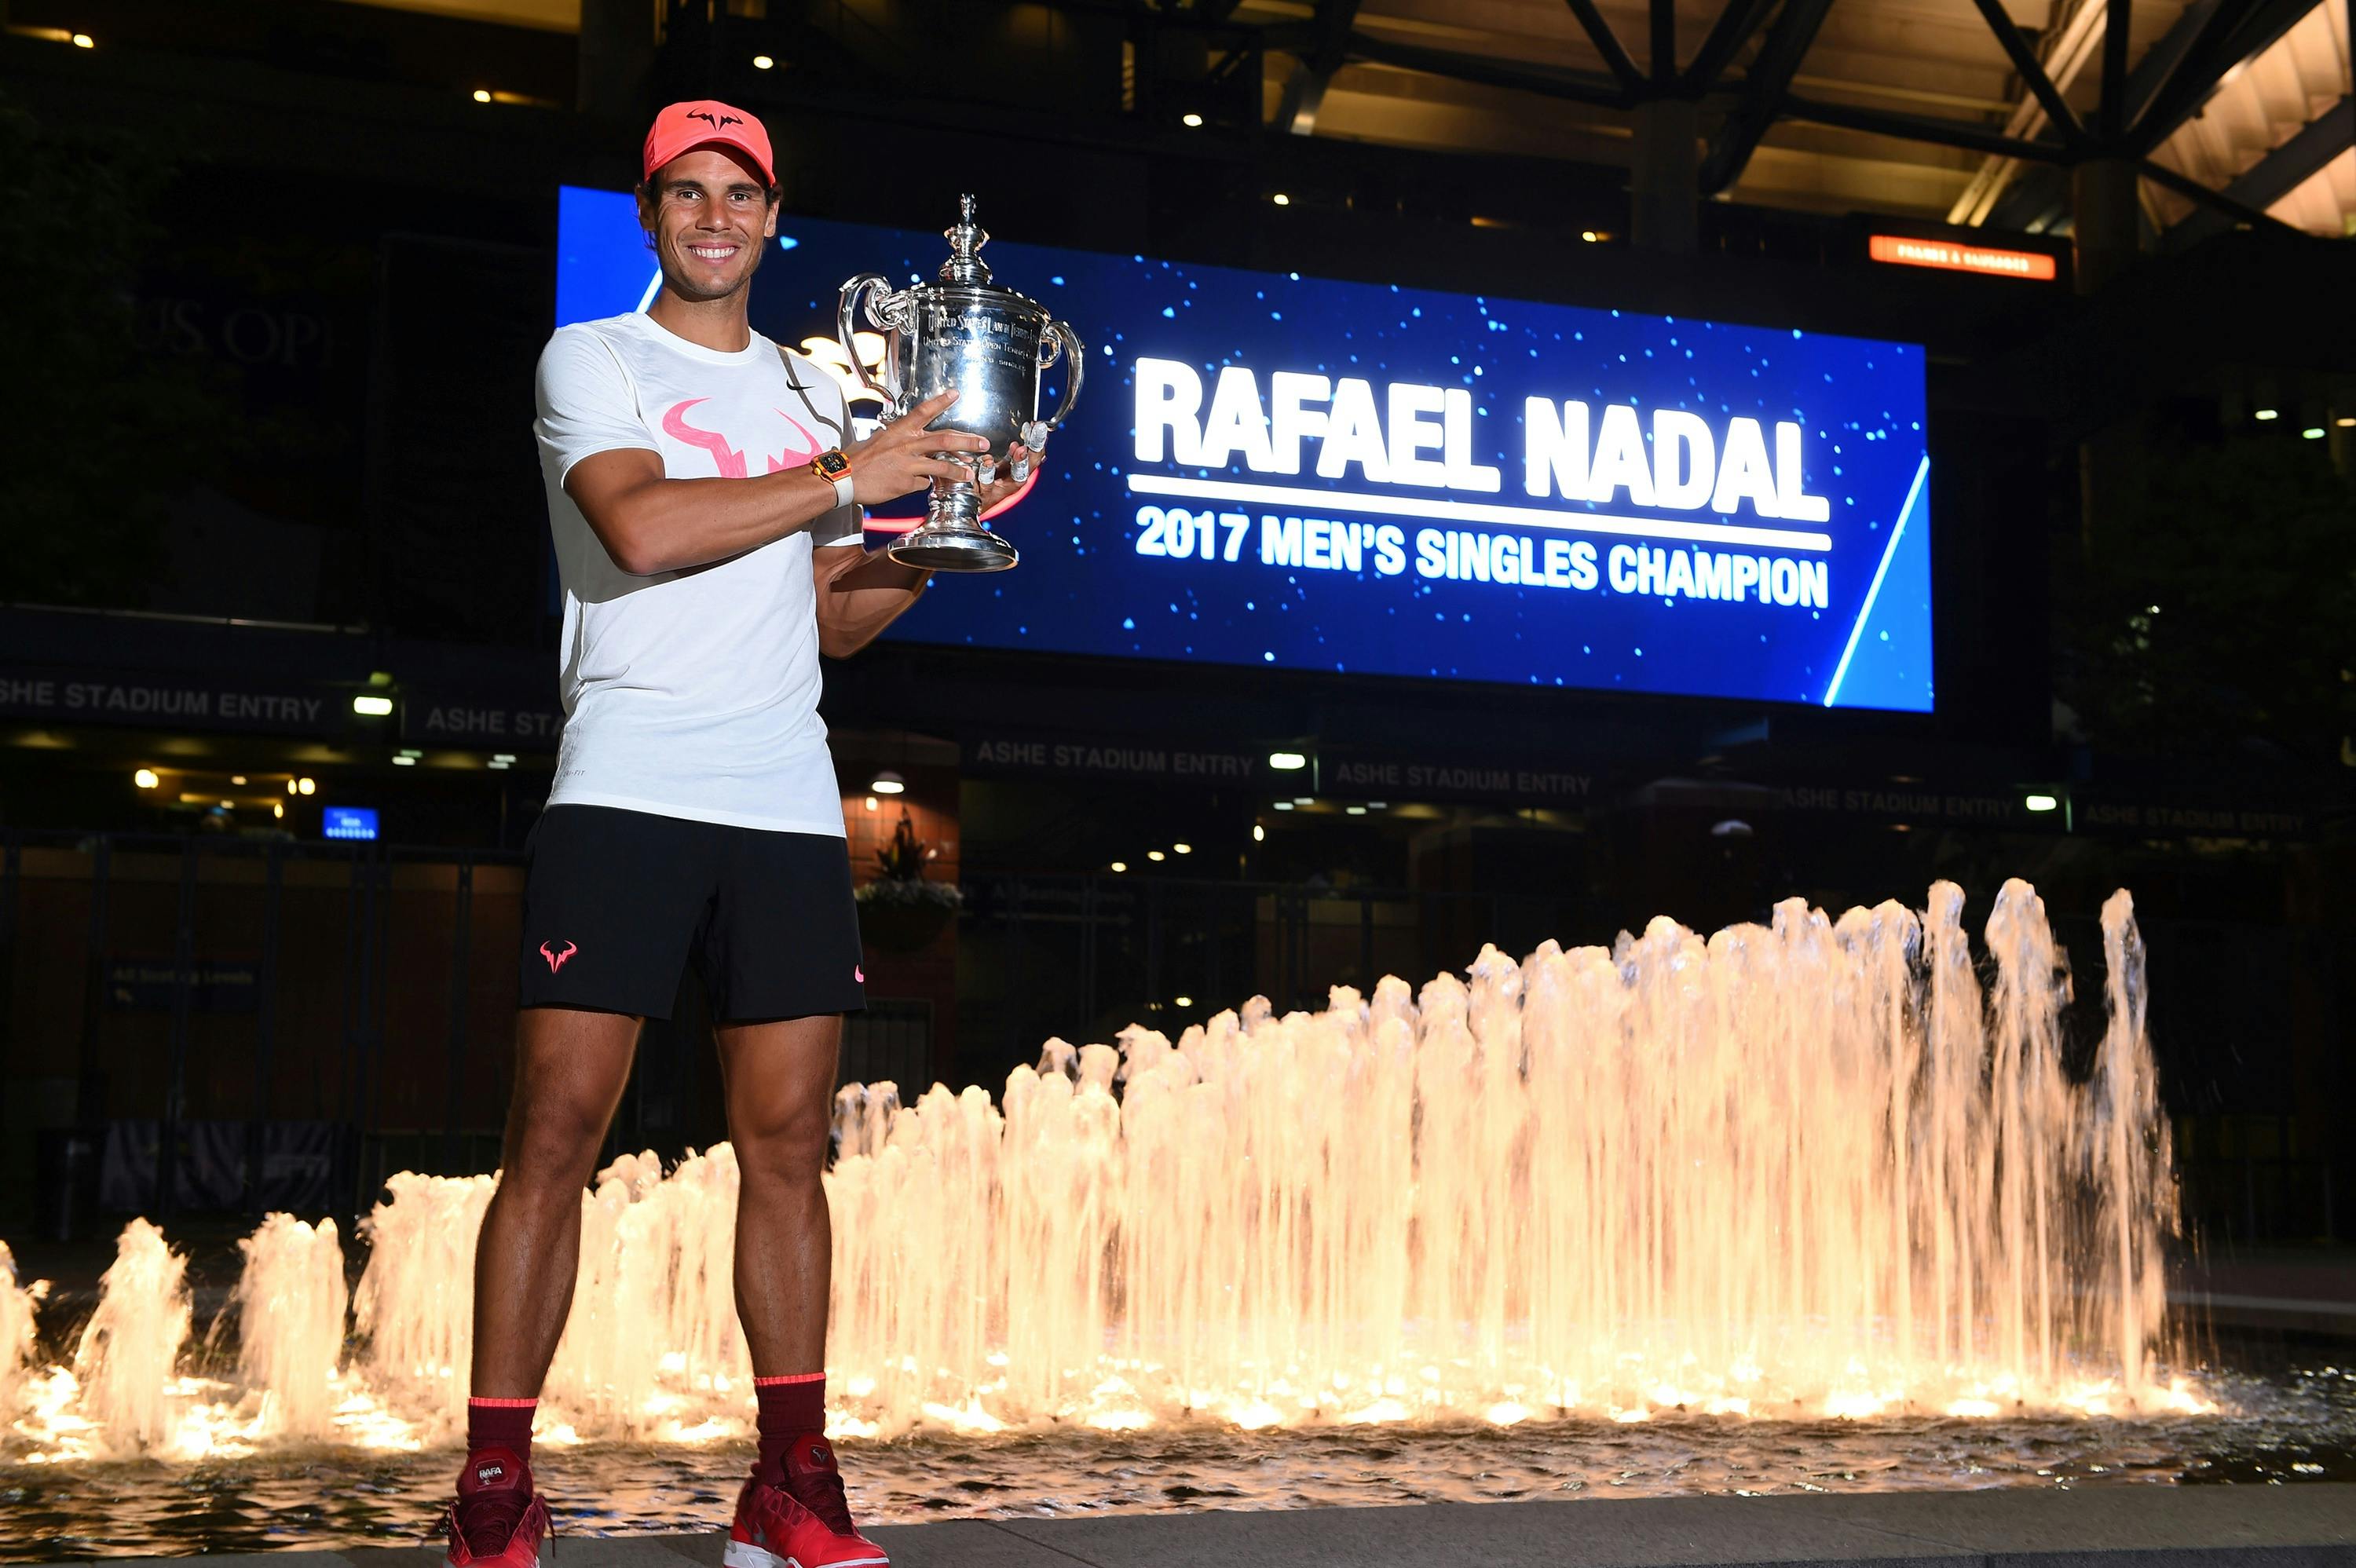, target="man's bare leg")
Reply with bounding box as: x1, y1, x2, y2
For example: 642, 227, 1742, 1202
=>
715, 1012, 862, 1541
470, 1006, 644, 1396
717, 1013, 842, 1375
